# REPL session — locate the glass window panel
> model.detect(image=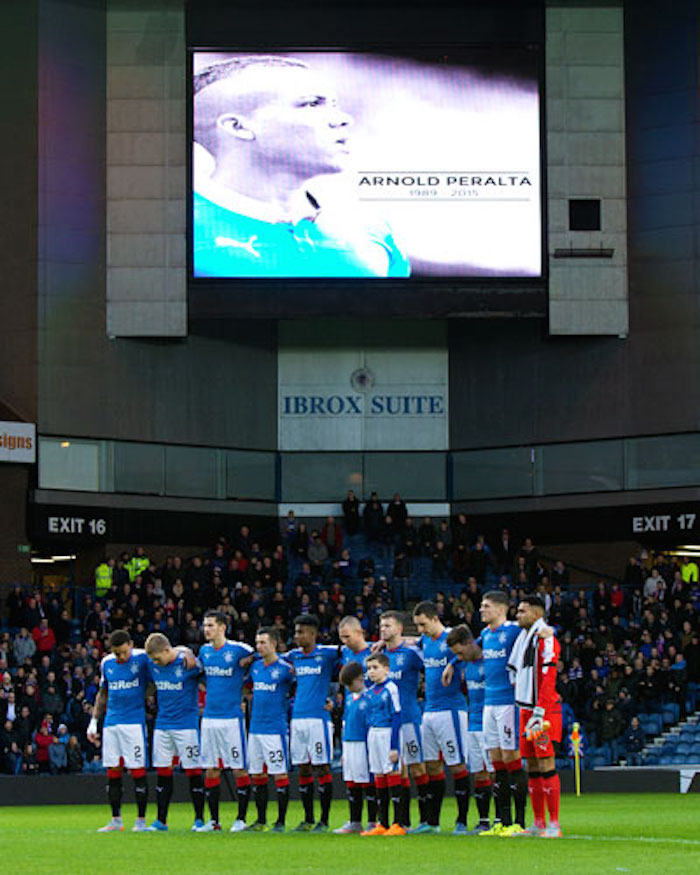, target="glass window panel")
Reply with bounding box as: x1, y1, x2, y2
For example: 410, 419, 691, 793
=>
226, 450, 276, 500
452, 447, 533, 500
281, 453, 363, 502
627, 434, 700, 489
38, 438, 100, 491
165, 445, 218, 498
114, 442, 165, 495
541, 440, 623, 495
363, 453, 445, 501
